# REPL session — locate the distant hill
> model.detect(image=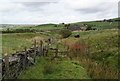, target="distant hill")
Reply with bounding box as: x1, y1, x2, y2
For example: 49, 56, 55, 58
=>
111, 17, 120, 20
36, 24, 56, 27
0, 24, 37, 28
70, 18, 119, 29
1, 18, 119, 30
